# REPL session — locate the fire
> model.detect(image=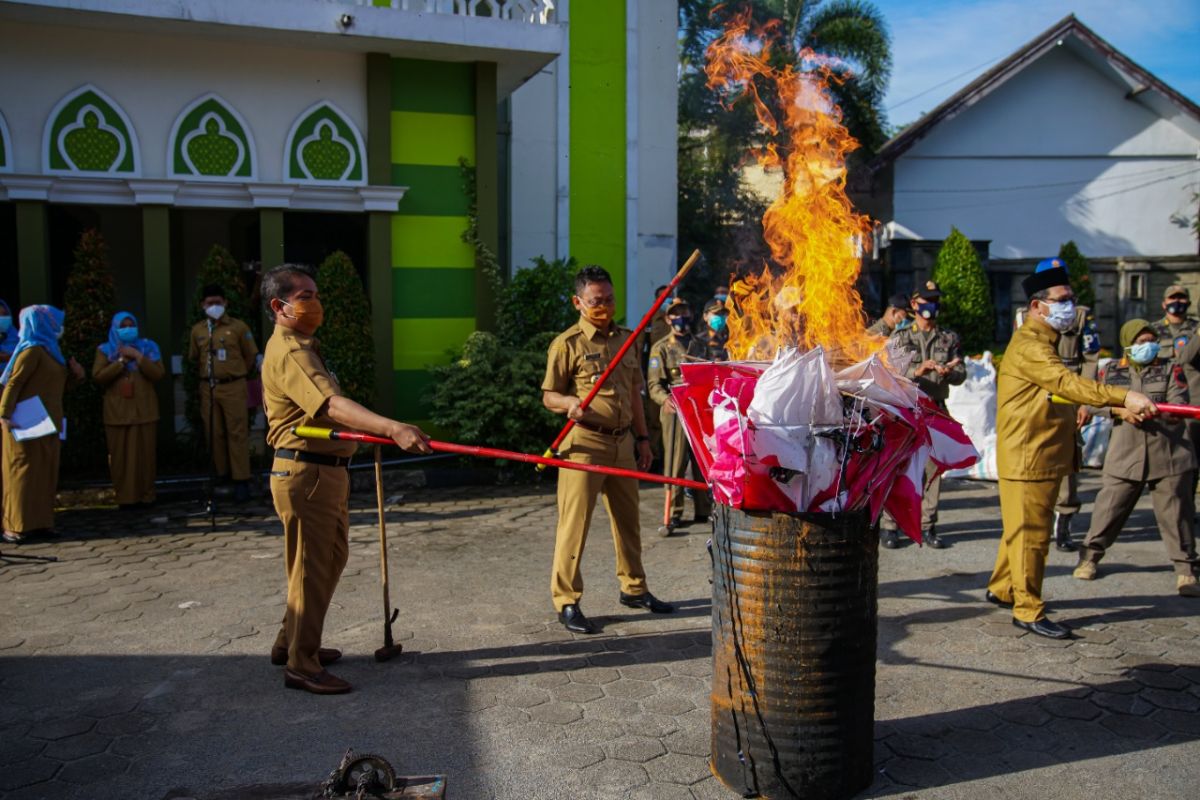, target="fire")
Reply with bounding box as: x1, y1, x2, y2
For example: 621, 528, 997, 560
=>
704, 9, 881, 363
